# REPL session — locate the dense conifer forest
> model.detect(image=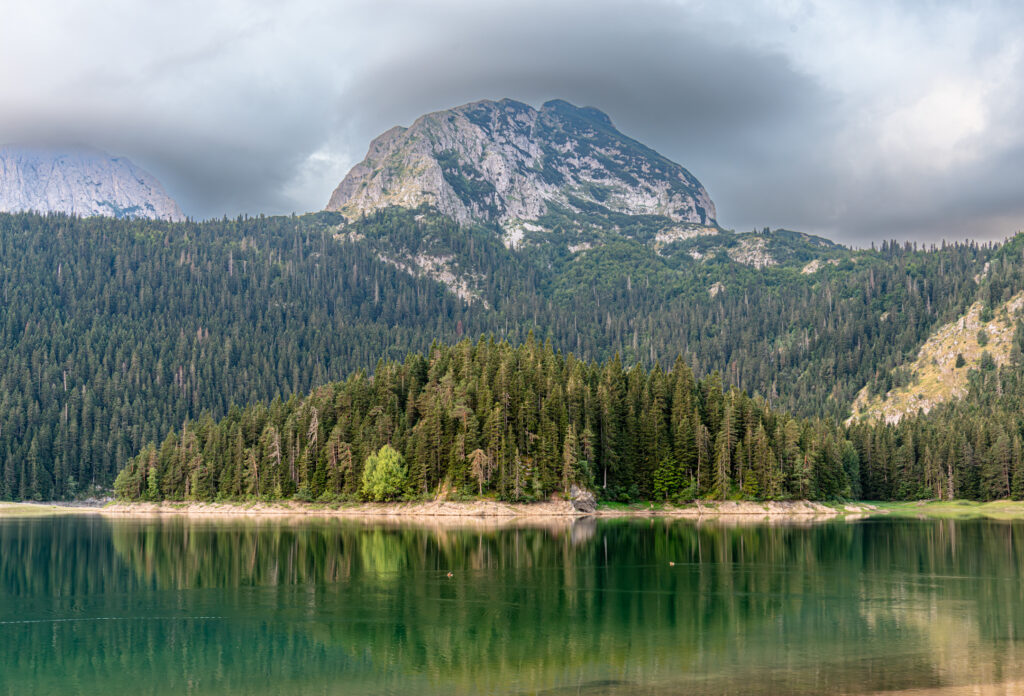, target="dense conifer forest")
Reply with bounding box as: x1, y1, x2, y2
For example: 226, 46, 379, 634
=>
114, 337, 856, 502
2, 209, 1022, 500
115, 333, 1024, 504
